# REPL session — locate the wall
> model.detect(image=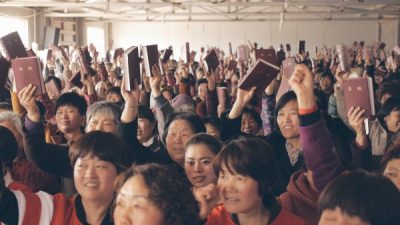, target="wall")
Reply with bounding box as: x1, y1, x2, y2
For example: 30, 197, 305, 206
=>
82, 18, 399, 60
